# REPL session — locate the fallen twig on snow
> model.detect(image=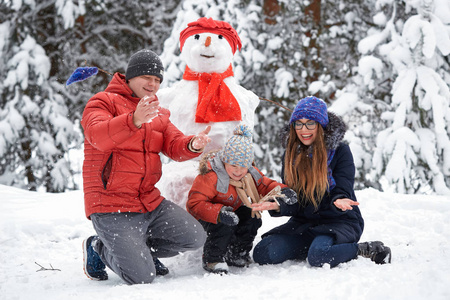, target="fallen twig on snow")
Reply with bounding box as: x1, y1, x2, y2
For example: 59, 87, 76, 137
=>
35, 262, 61, 272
